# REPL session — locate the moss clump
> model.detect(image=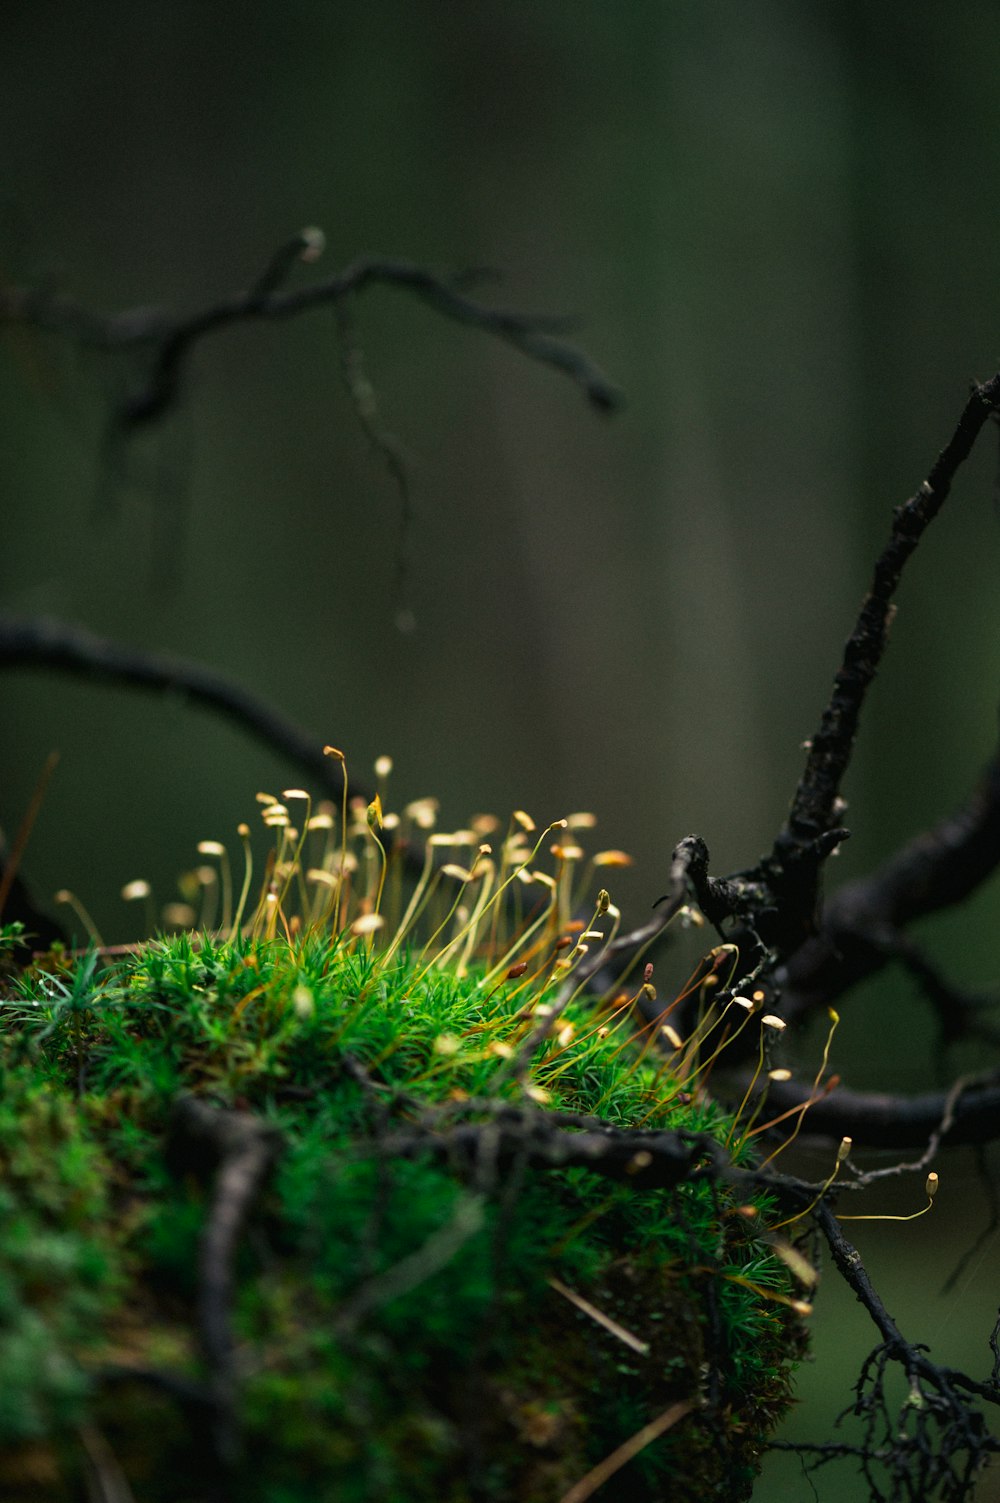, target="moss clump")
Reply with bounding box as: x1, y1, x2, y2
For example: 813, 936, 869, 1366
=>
0, 923, 805, 1501
0, 1054, 120, 1486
